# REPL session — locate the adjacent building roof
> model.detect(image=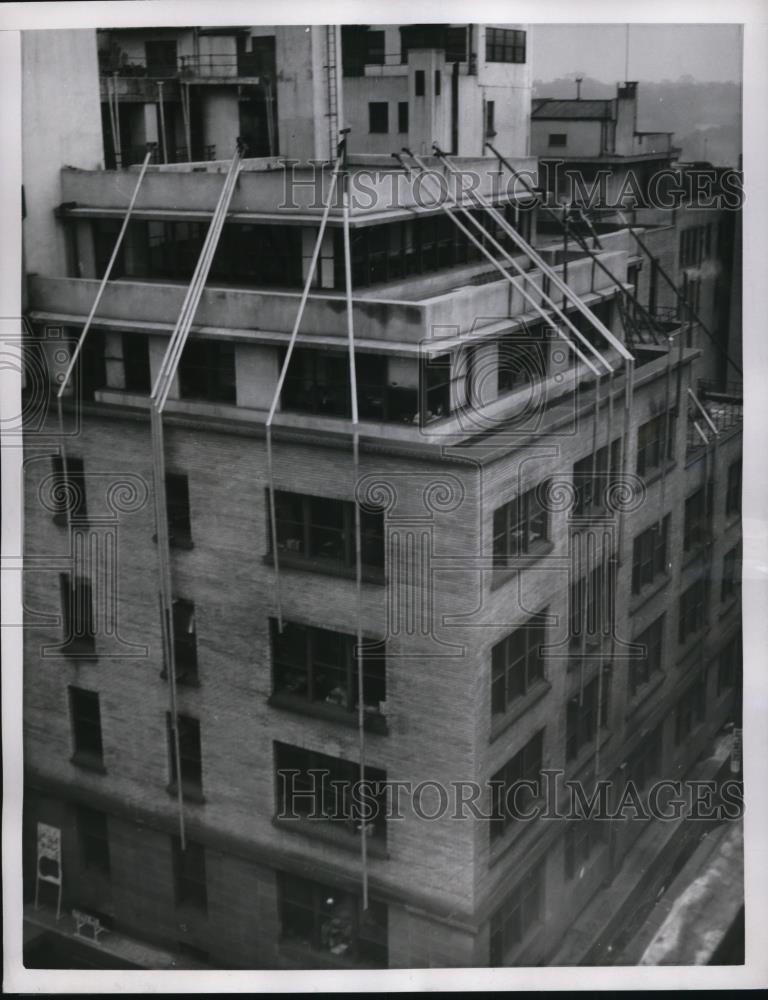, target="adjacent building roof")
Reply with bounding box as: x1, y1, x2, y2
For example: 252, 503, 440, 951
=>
531, 98, 614, 121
